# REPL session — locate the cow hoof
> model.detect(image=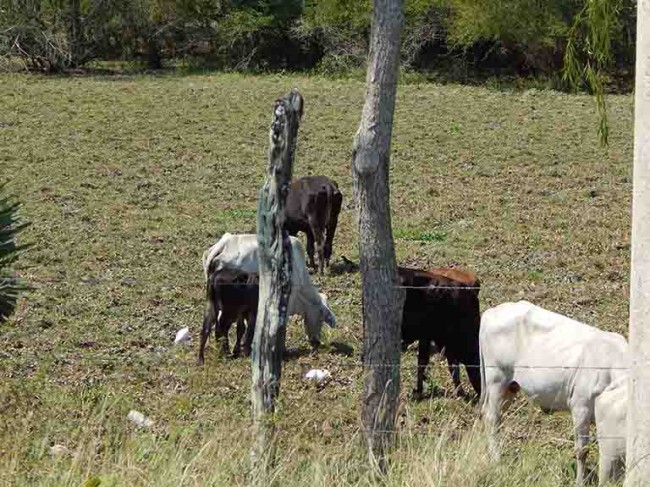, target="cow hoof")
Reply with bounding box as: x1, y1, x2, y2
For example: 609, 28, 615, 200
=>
196, 357, 205, 366
450, 386, 467, 399
411, 389, 425, 401
243, 347, 252, 358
